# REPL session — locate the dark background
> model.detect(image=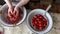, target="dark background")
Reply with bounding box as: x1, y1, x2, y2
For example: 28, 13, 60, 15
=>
0, 0, 60, 13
